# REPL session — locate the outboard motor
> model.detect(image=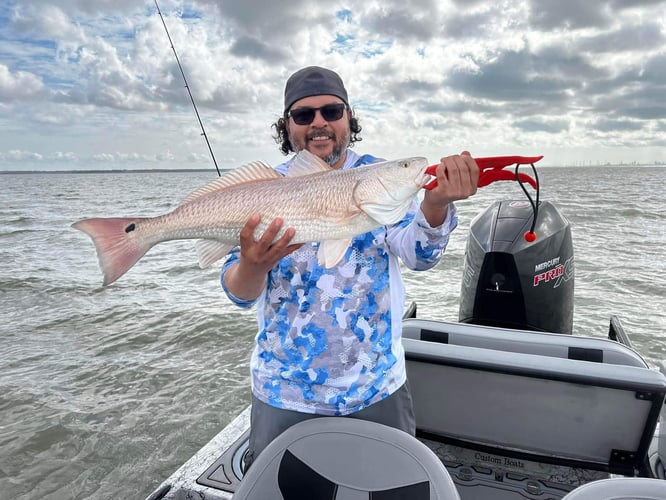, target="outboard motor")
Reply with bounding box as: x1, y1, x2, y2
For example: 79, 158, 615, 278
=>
458, 200, 574, 334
